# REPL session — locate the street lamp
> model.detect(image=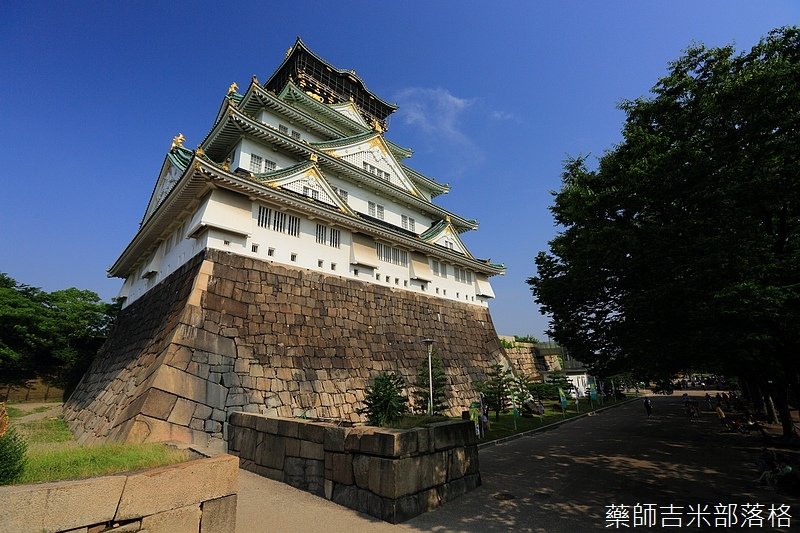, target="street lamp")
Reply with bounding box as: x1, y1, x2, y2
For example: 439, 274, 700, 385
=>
422, 338, 435, 416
